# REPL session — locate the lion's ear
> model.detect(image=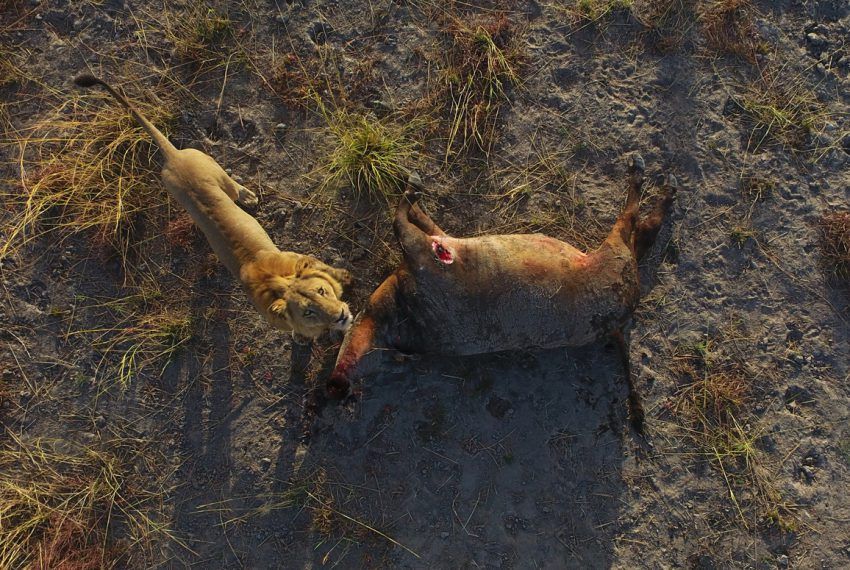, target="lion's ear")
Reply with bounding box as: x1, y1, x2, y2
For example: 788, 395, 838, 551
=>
294, 256, 317, 277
